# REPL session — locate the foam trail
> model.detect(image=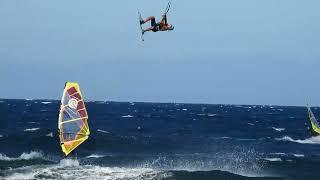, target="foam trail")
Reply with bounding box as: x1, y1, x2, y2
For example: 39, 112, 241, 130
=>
122, 115, 134, 118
